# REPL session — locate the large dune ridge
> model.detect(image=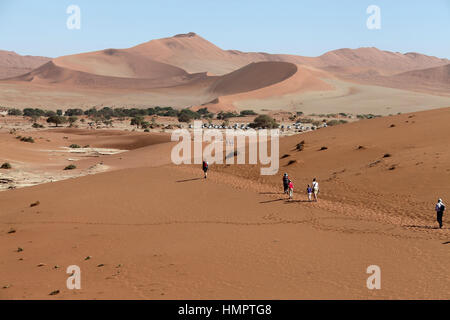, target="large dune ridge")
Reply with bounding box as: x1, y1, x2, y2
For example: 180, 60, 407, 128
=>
0, 32, 449, 112
0, 50, 50, 80
0, 109, 449, 299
